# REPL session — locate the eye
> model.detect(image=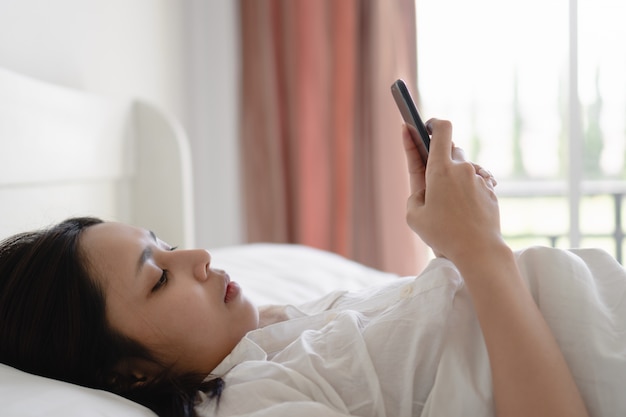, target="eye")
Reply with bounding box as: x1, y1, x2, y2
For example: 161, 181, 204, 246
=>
152, 270, 169, 292
150, 246, 177, 293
